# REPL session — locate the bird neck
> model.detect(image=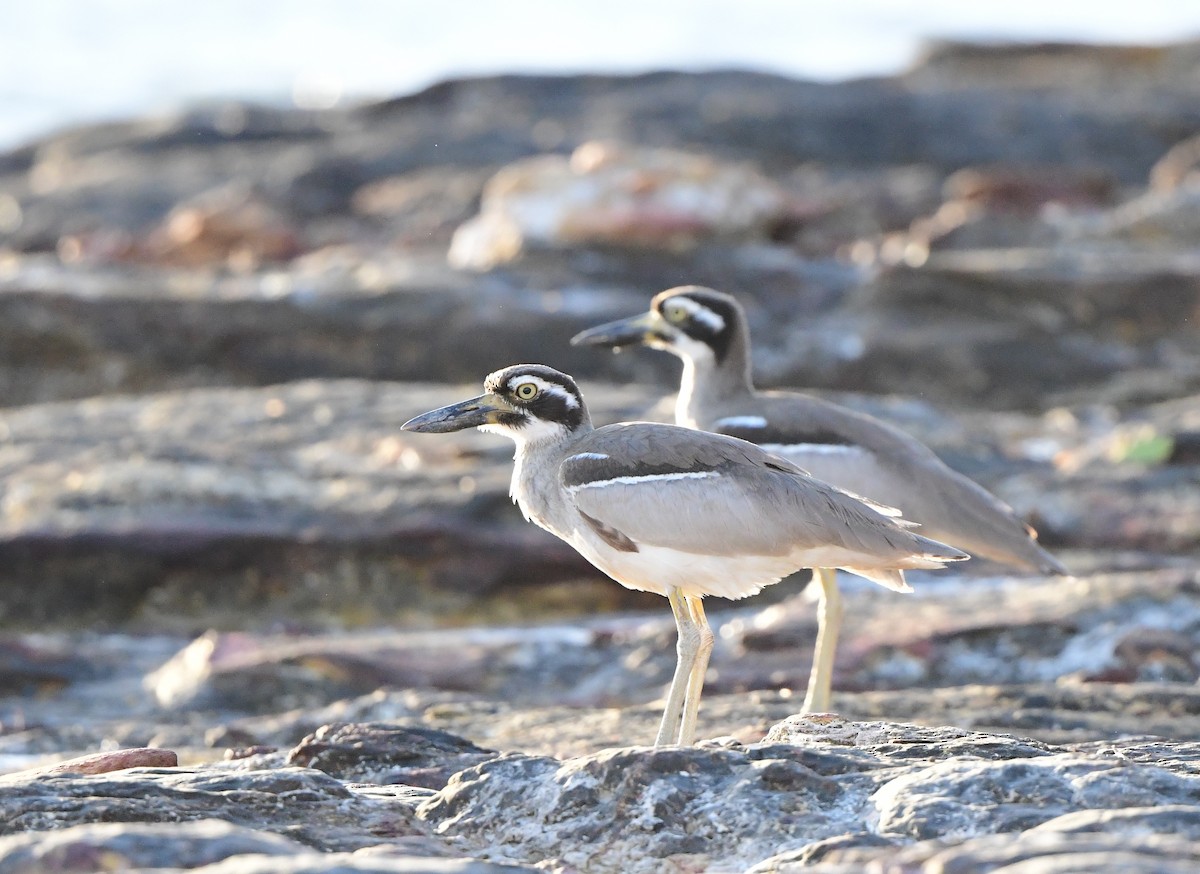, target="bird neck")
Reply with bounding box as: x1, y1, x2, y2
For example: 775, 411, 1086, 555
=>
676, 341, 754, 428
509, 417, 592, 535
